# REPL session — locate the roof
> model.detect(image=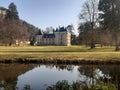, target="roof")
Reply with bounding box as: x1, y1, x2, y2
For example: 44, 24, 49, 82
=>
0, 7, 7, 11
55, 27, 67, 32
43, 34, 55, 38
59, 27, 67, 32
37, 29, 55, 38
37, 26, 68, 38
37, 30, 42, 35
